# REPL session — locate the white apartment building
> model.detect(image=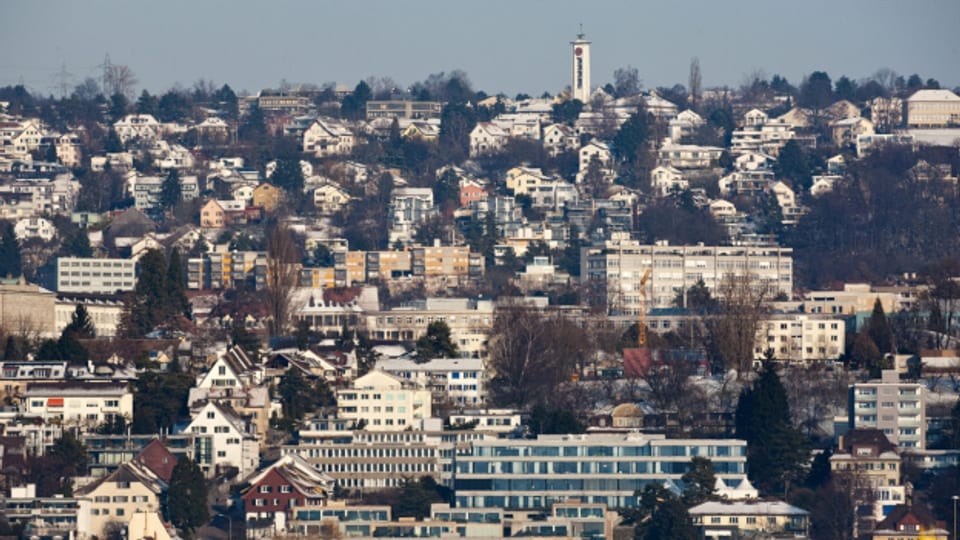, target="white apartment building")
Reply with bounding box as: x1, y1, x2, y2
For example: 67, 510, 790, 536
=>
113, 114, 161, 144
754, 314, 845, 363
56, 257, 136, 294
23, 382, 133, 431
849, 370, 926, 450
906, 89, 960, 128
581, 239, 793, 315
388, 187, 436, 244
377, 357, 485, 407
336, 370, 432, 431
55, 297, 124, 338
